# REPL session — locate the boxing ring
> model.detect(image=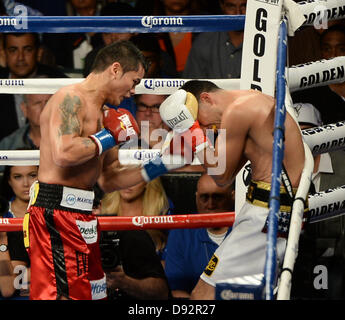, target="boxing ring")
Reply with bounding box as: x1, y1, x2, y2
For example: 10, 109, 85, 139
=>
1, 0, 345, 300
